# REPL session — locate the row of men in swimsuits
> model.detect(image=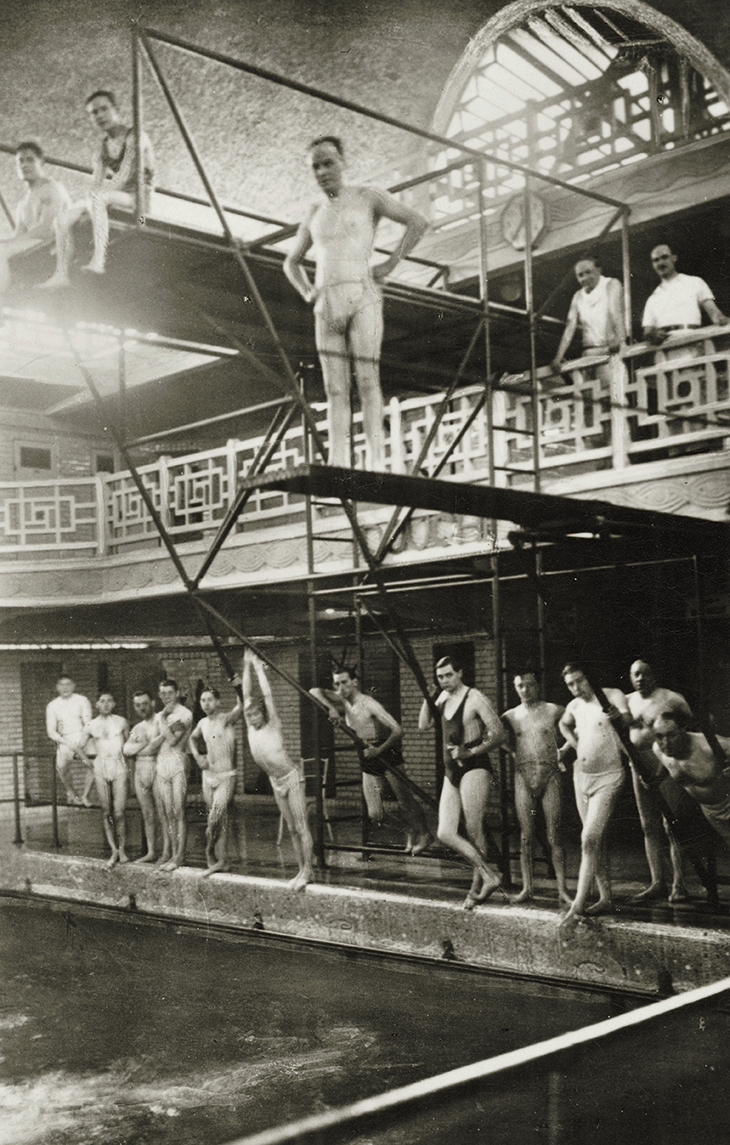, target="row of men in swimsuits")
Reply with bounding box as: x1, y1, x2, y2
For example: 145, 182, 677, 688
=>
314, 655, 730, 922
45, 652, 313, 886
